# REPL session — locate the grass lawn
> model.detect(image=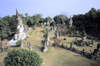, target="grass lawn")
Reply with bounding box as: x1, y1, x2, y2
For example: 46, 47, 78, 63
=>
0, 27, 100, 66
